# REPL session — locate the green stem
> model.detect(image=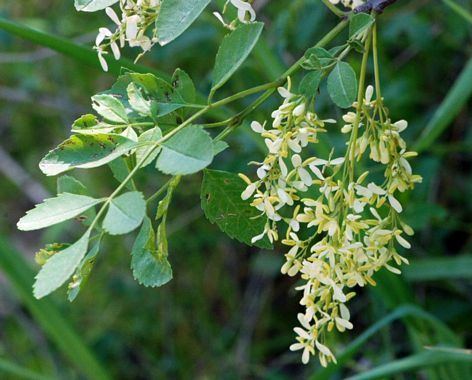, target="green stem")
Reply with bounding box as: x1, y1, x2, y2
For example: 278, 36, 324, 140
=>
349, 27, 373, 183
146, 178, 172, 205
372, 23, 382, 103
320, 0, 348, 18
210, 81, 281, 108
